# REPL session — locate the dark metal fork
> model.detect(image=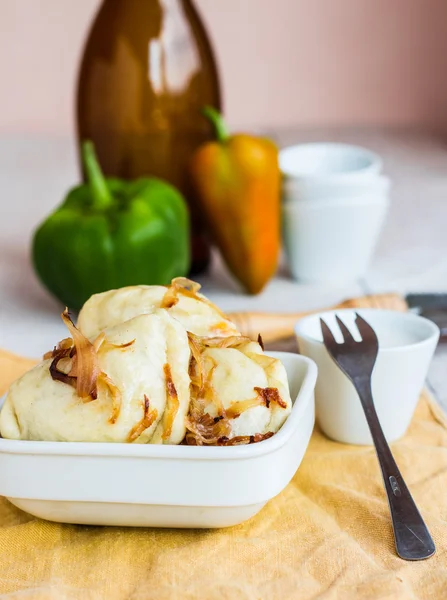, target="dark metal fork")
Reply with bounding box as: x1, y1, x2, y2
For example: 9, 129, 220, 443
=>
320, 313, 435, 561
